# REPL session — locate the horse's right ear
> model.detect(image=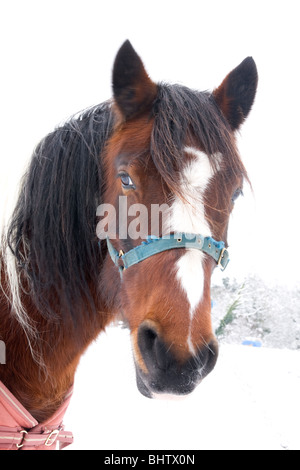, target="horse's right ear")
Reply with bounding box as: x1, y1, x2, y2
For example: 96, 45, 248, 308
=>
112, 40, 157, 120
213, 57, 258, 130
